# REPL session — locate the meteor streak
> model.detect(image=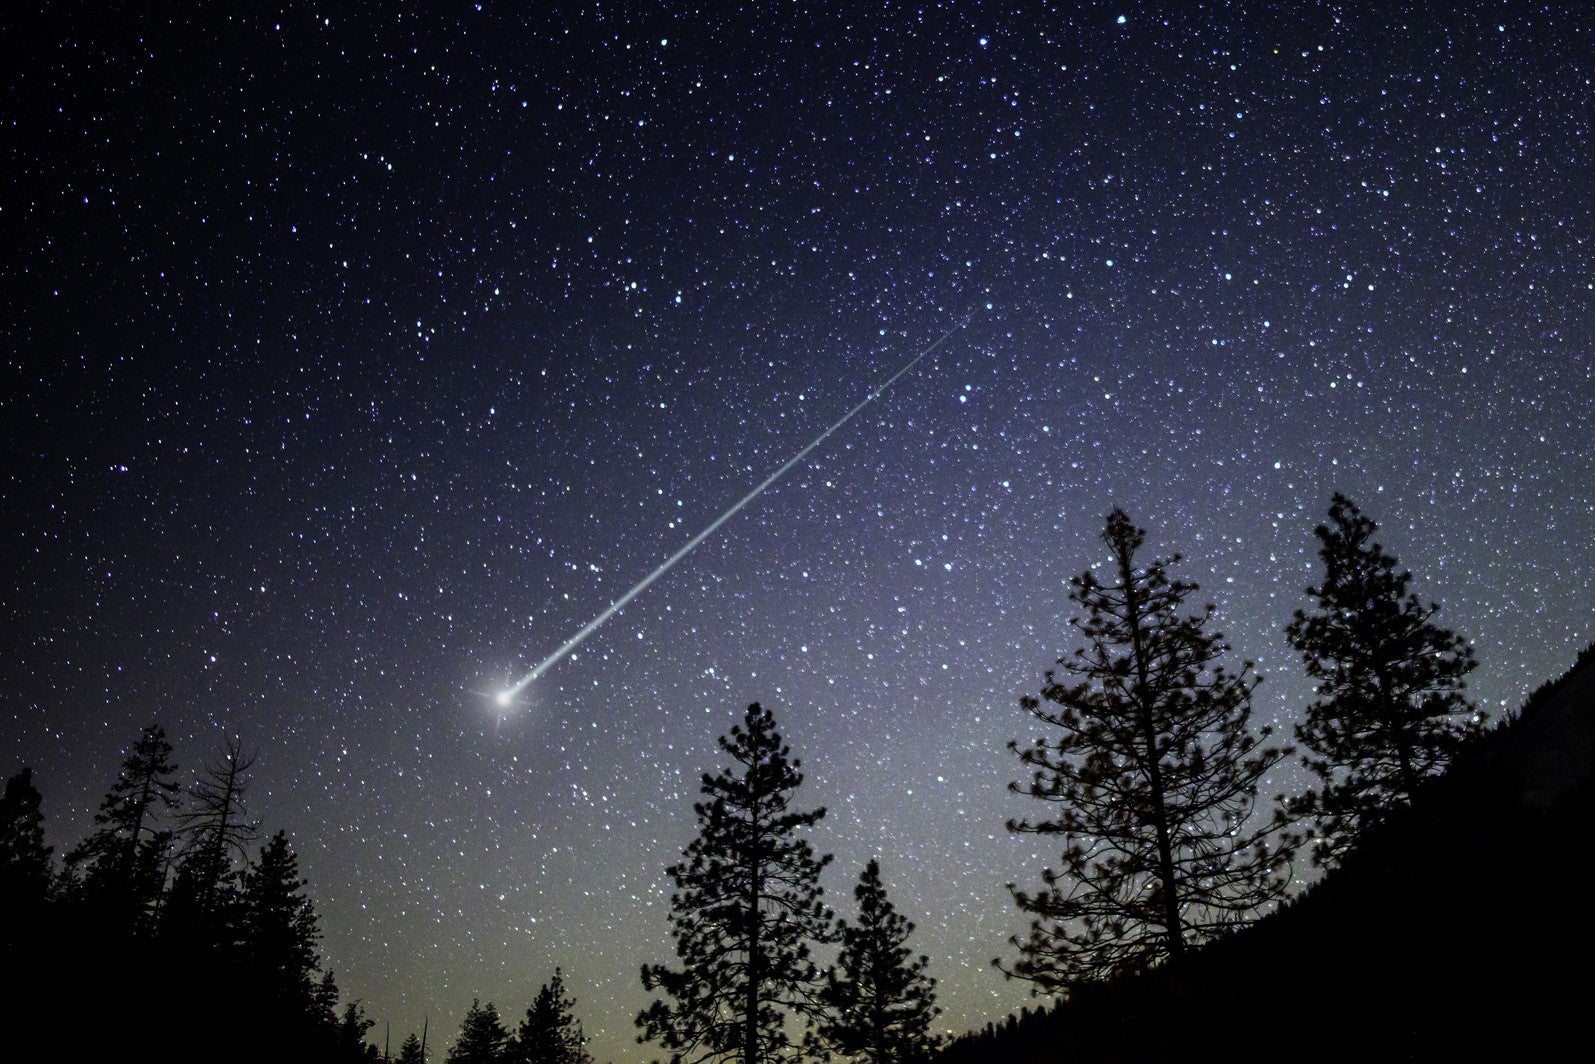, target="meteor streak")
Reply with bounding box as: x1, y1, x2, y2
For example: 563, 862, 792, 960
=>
497, 311, 975, 700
